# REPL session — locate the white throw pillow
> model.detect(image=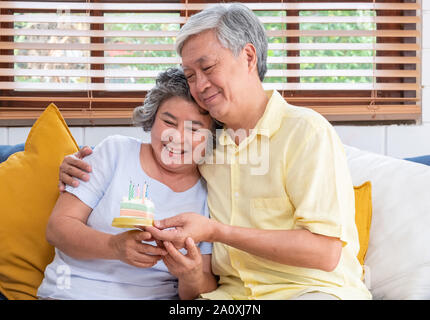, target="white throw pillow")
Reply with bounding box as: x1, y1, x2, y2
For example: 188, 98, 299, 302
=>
345, 145, 430, 299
